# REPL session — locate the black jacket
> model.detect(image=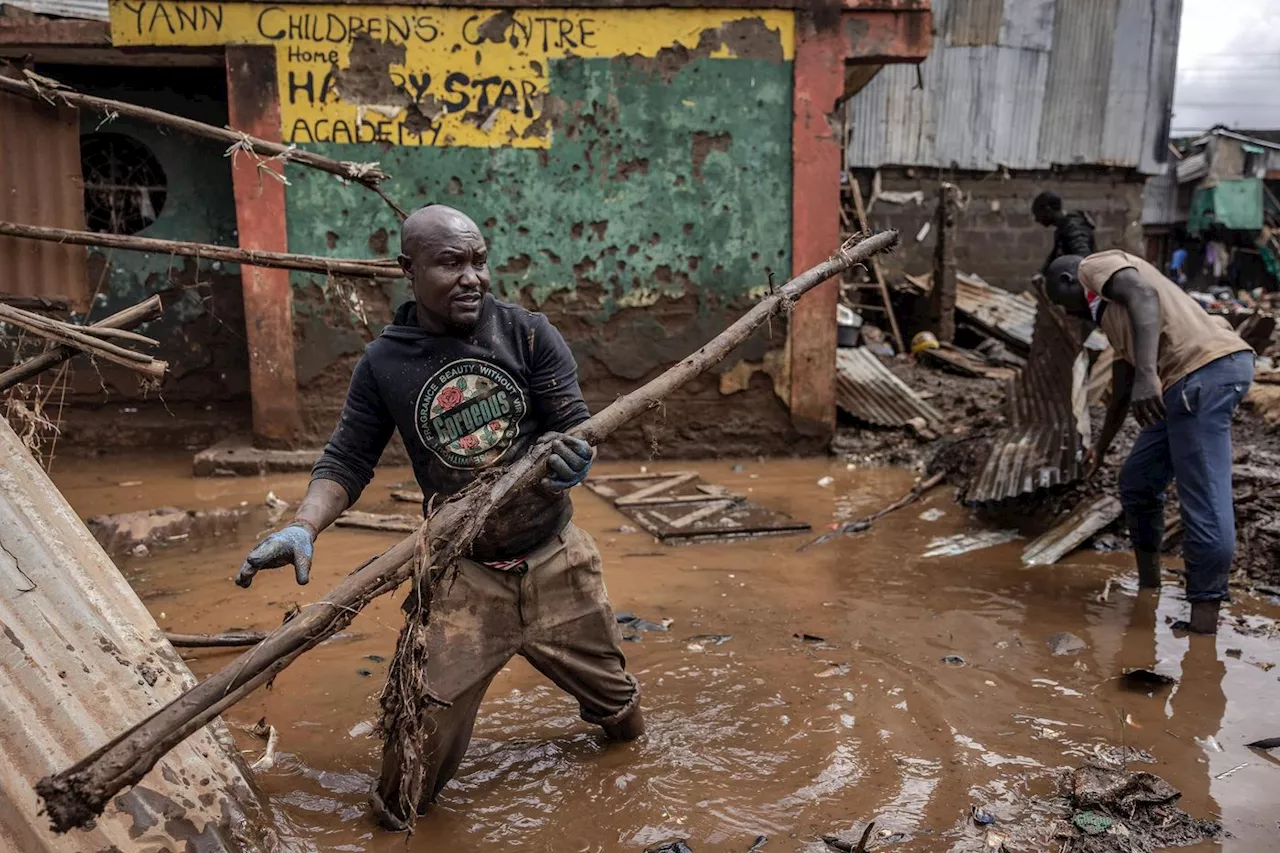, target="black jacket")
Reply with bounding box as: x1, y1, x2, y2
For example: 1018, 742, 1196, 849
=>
1044, 211, 1097, 273
312, 295, 589, 560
